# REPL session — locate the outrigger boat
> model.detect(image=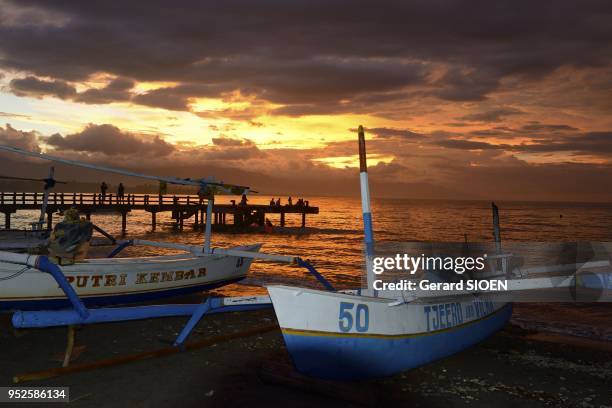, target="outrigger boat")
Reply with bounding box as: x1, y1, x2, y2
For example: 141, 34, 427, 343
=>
0, 241, 260, 310
266, 126, 612, 380
0, 145, 262, 311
